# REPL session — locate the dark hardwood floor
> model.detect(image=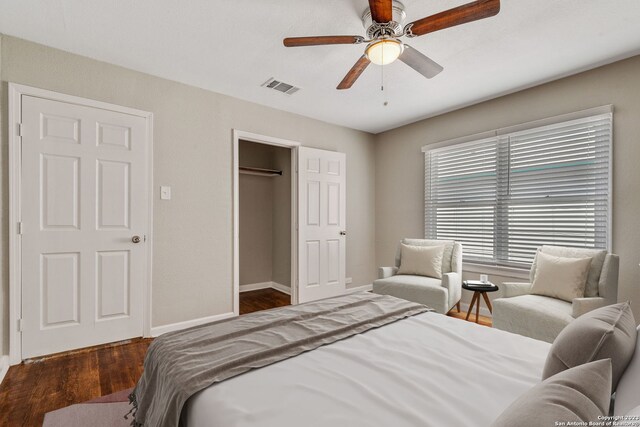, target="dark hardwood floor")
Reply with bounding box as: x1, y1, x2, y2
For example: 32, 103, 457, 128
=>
0, 288, 291, 425
0, 338, 151, 427
239, 288, 291, 314
0, 291, 487, 426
